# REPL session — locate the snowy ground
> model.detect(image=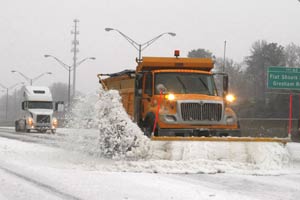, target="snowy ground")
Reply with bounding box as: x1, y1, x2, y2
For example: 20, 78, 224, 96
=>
0, 90, 299, 199
0, 128, 300, 200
